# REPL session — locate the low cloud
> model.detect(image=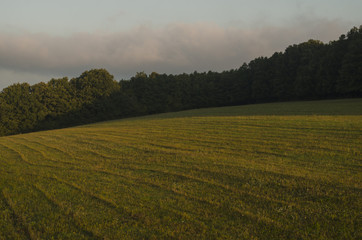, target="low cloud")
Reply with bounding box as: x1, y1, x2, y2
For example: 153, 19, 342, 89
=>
0, 17, 353, 89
